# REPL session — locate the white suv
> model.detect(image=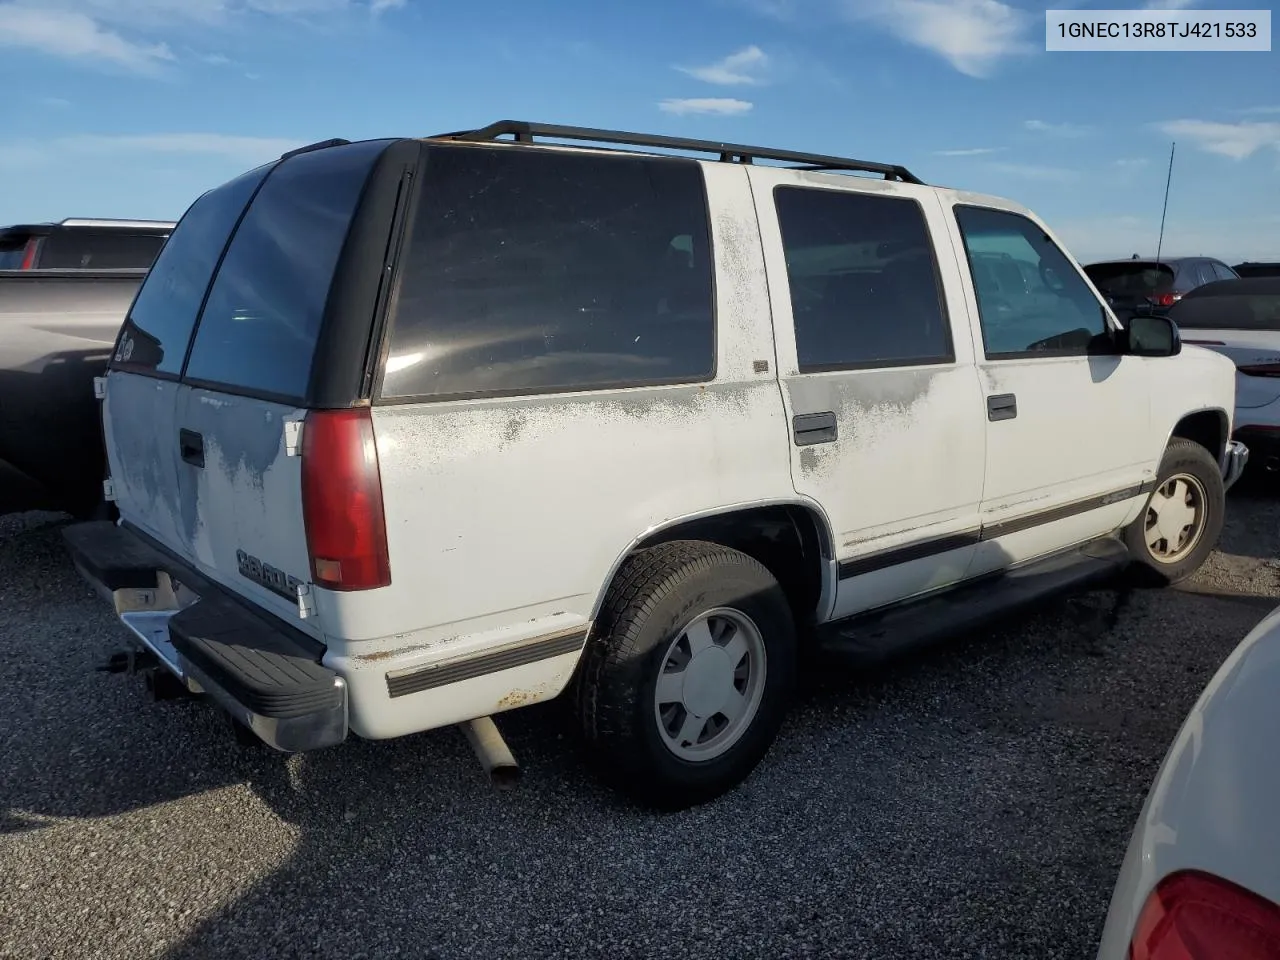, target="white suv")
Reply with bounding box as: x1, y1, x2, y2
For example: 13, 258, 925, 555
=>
64, 121, 1248, 809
